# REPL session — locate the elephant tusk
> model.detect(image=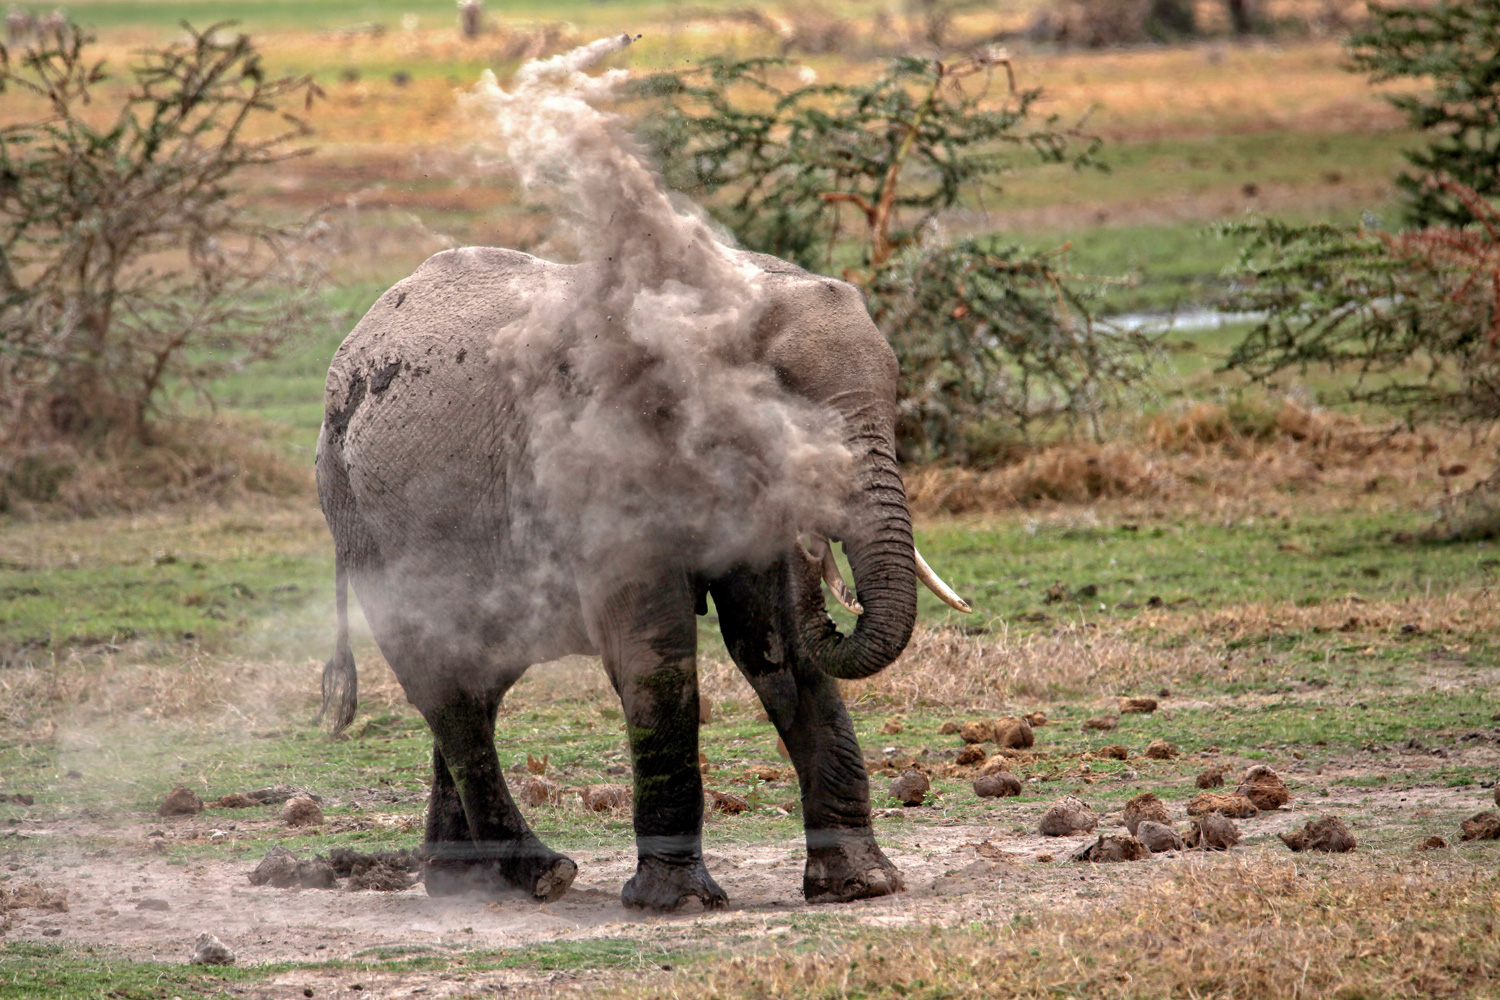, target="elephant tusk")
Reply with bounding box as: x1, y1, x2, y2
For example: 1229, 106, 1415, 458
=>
915, 547, 972, 614
798, 533, 864, 616
820, 544, 864, 616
